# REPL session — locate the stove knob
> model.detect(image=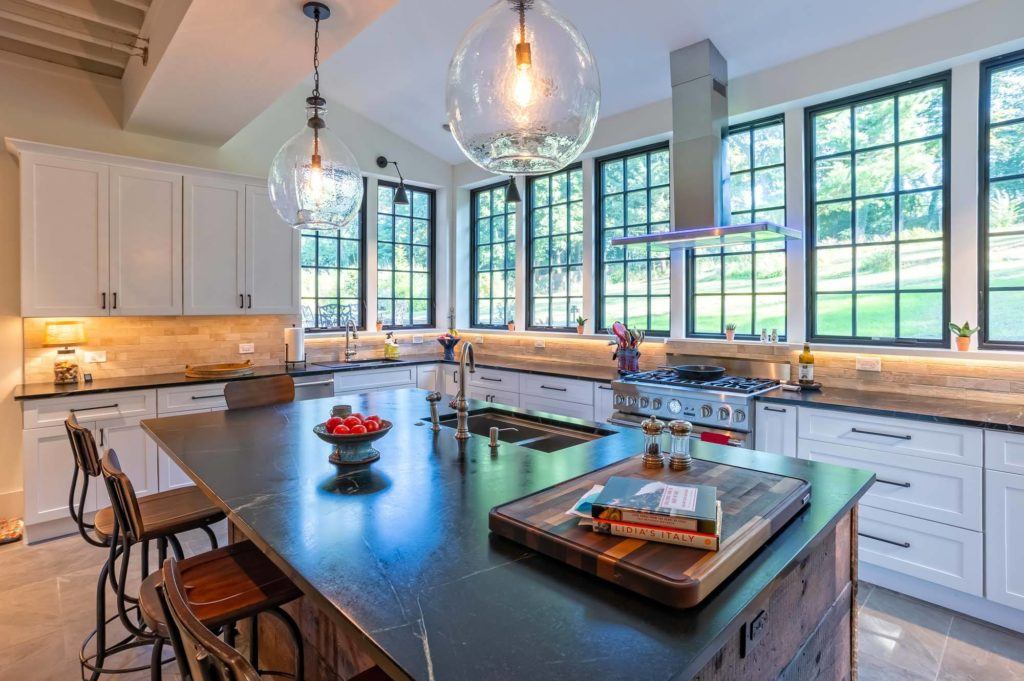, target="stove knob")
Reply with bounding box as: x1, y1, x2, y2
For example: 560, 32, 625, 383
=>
639, 396, 650, 409
734, 408, 746, 423
651, 398, 663, 410
700, 404, 713, 419
614, 394, 625, 406
718, 406, 732, 421
668, 399, 682, 414
627, 396, 638, 407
